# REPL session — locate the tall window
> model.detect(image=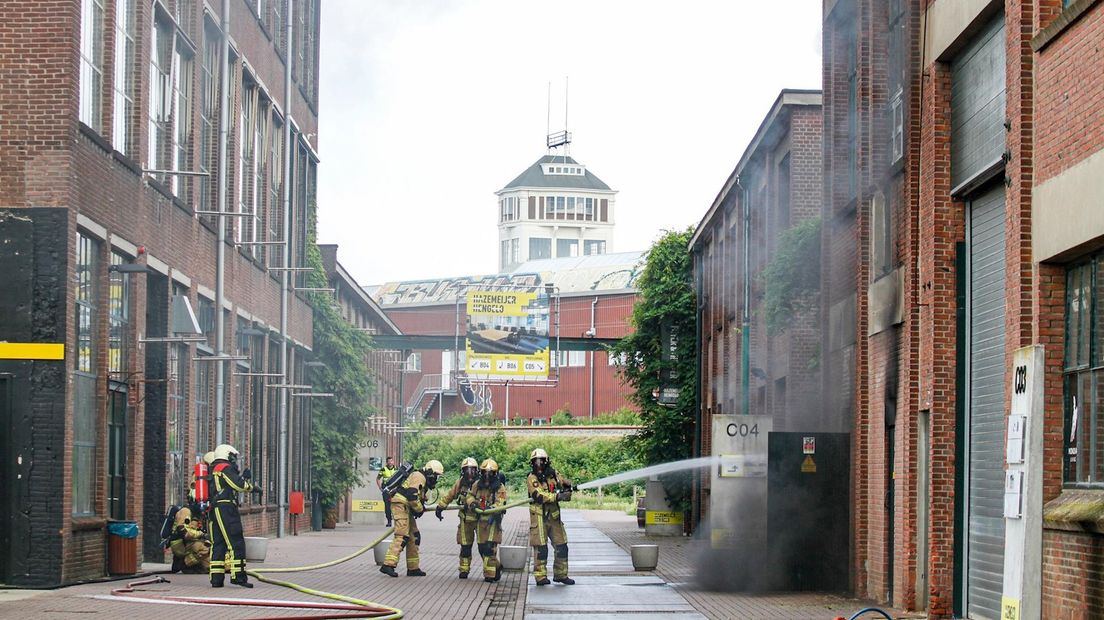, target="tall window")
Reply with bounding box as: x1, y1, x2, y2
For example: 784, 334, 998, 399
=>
888, 0, 906, 165
150, 16, 194, 197
238, 82, 266, 255
172, 41, 194, 201
149, 18, 173, 184
268, 114, 284, 268
167, 285, 189, 506
248, 330, 265, 505
266, 337, 280, 500
111, 0, 135, 152
73, 233, 100, 516
1064, 253, 1104, 485
108, 252, 131, 375
79, 0, 105, 131
199, 24, 221, 217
